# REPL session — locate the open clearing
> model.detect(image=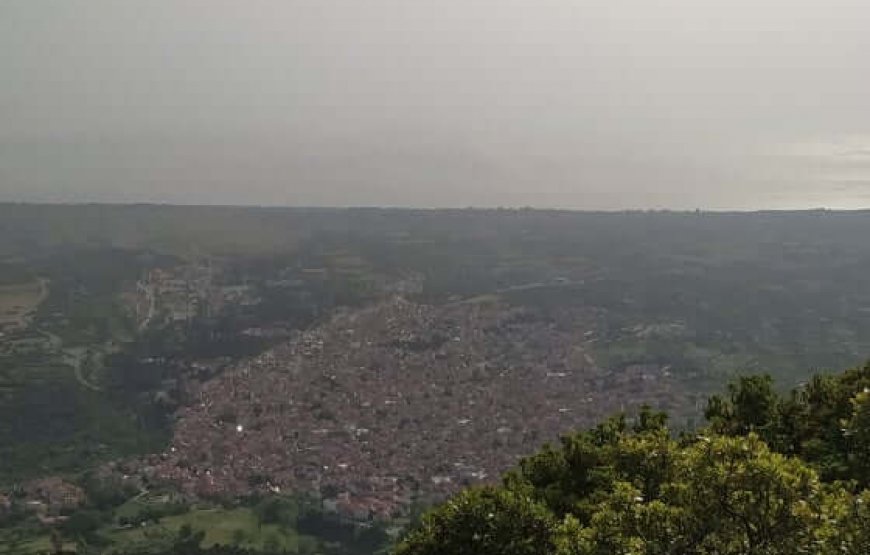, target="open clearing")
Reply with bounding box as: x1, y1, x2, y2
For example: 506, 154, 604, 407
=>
105, 507, 306, 553
6, 507, 309, 554
0, 279, 46, 329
